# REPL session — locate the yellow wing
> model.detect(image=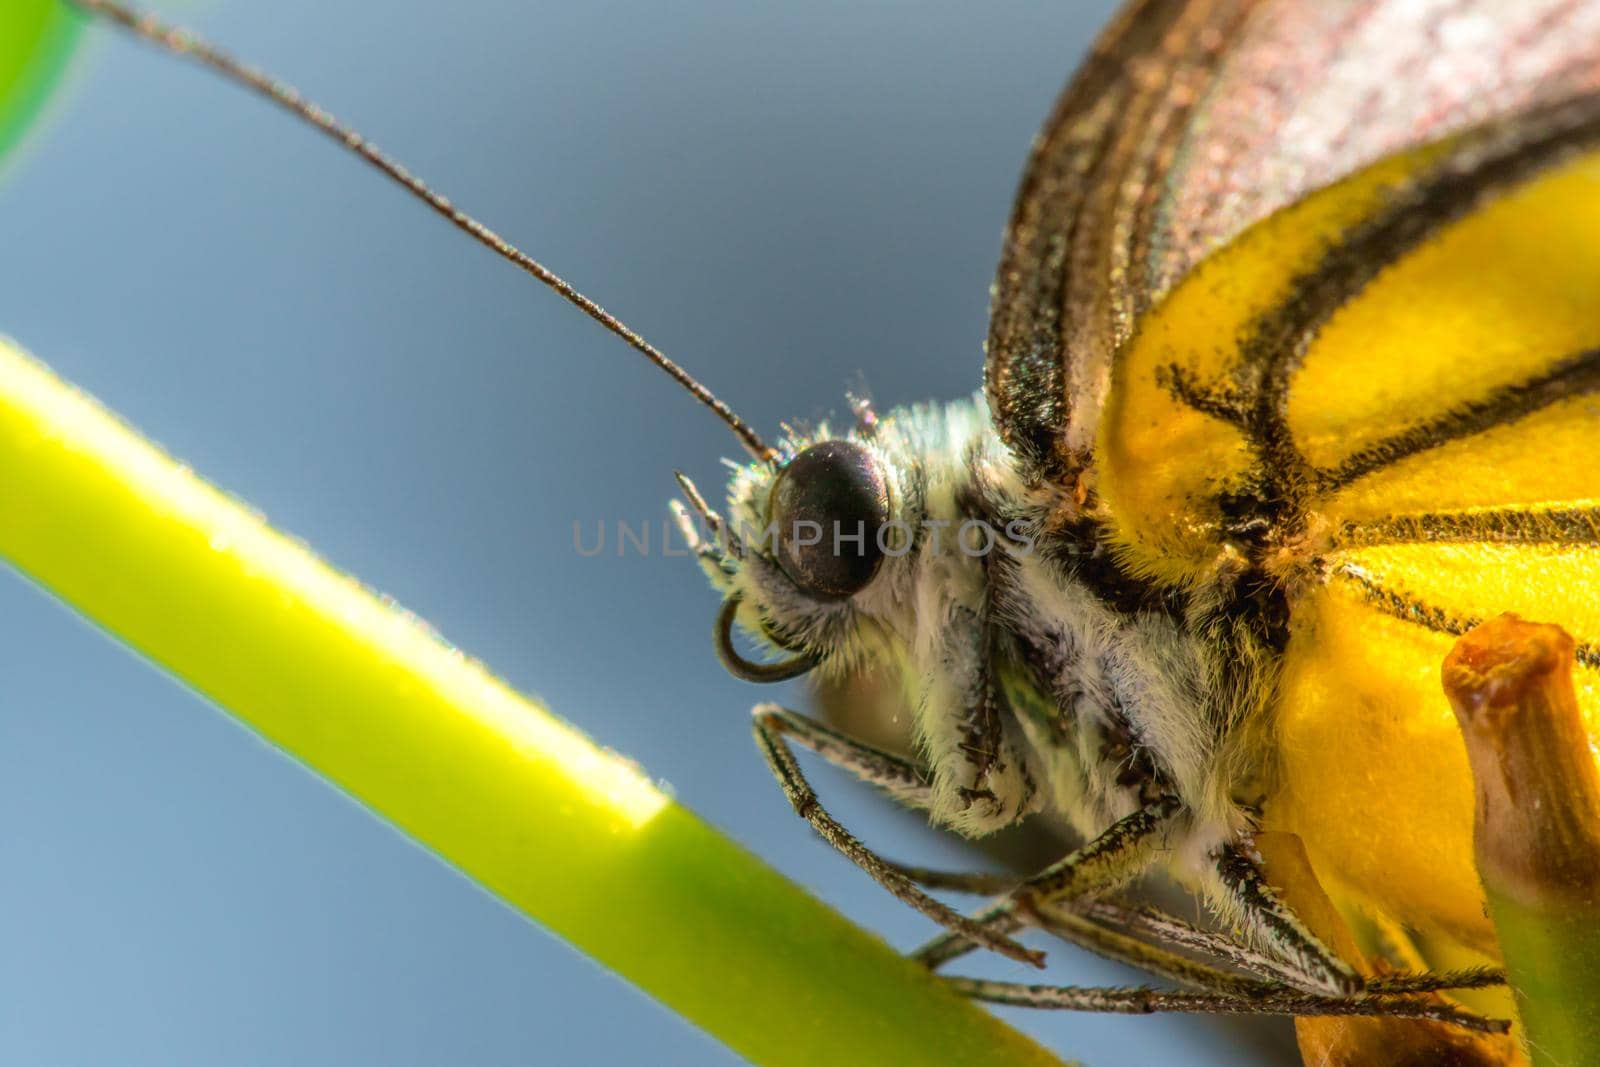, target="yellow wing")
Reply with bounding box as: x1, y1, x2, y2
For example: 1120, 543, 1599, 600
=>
986, 0, 1600, 481
1098, 96, 1600, 949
